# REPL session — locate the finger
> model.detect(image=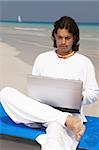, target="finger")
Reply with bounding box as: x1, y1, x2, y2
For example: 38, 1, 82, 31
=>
80, 125, 86, 135
76, 126, 85, 141
76, 134, 82, 141
74, 125, 85, 140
